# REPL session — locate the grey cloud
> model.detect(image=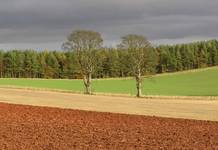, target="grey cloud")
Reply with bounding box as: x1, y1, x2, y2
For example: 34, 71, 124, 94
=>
0, 0, 218, 49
